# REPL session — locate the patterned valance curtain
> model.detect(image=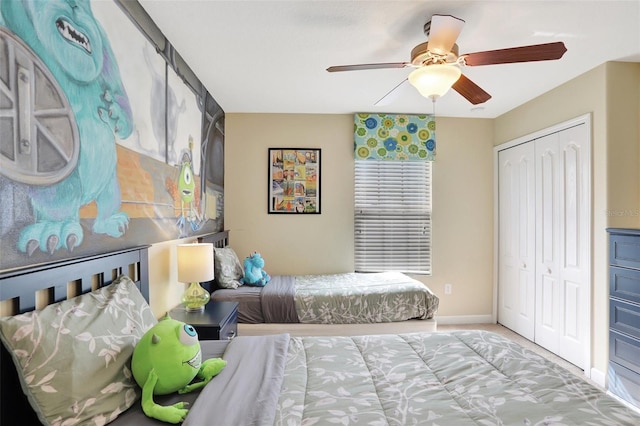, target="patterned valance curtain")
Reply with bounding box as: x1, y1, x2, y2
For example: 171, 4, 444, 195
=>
354, 113, 436, 161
